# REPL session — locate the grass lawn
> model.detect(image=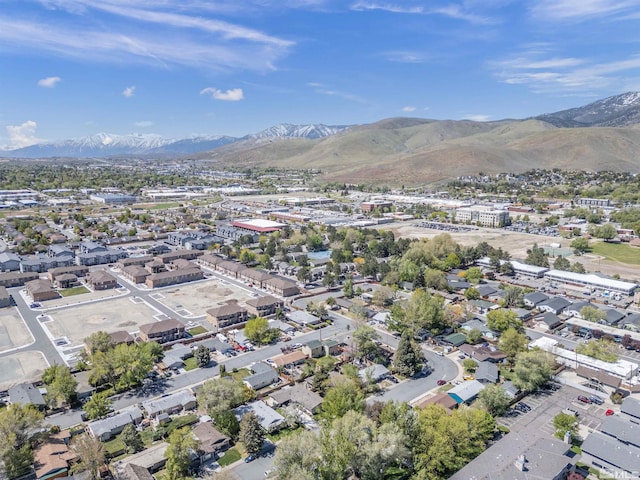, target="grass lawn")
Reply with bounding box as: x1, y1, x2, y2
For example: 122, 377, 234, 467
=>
217, 447, 241, 467
229, 368, 251, 381
103, 437, 126, 457
59, 286, 90, 297
183, 357, 199, 371
267, 426, 302, 443
438, 383, 454, 392
144, 202, 182, 210
187, 326, 208, 336
591, 241, 640, 265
